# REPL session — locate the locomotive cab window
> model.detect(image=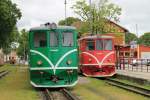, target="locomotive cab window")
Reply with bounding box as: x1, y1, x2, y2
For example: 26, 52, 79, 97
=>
96, 40, 103, 50
104, 39, 112, 50
34, 32, 47, 48
62, 32, 73, 46
86, 40, 95, 50
50, 32, 59, 47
